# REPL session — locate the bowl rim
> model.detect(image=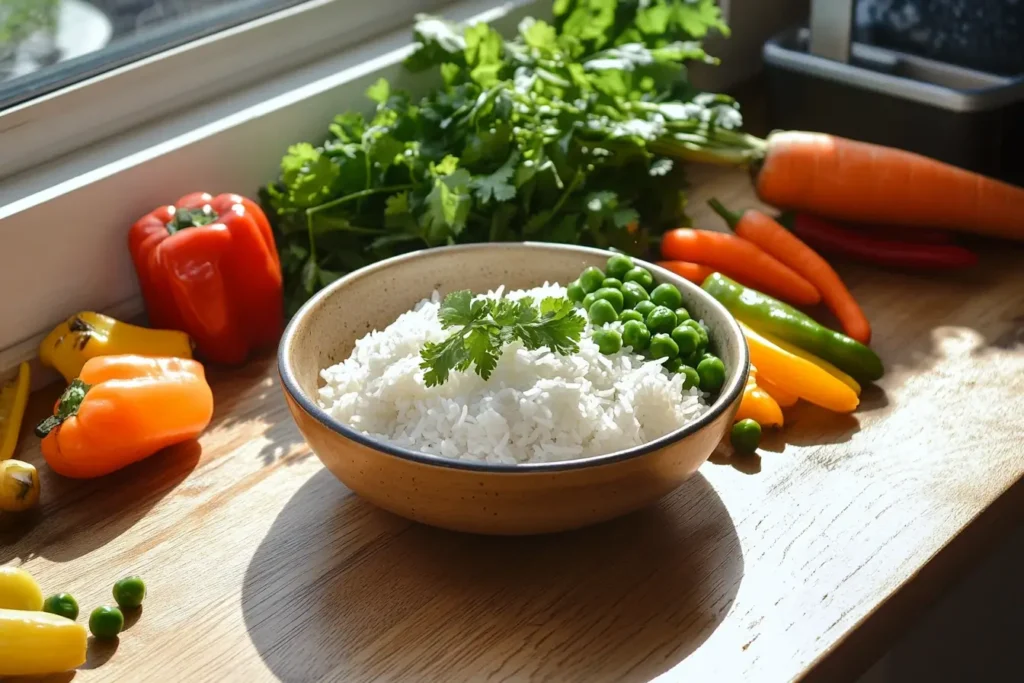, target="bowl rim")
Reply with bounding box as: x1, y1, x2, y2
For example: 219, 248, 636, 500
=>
279, 242, 749, 473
